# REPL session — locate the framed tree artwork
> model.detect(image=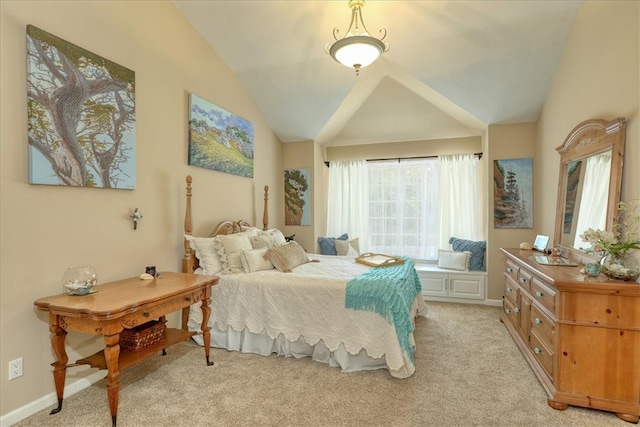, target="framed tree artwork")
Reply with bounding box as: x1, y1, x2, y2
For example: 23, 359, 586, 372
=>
285, 168, 311, 226
493, 158, 533, 228
27, 25, 136, 188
